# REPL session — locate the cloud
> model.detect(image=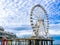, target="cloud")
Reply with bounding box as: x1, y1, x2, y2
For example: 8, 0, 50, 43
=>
7, 28, 60, 38
49, 23, 60, 36
49, 23, 60, 30
0, 0, 31, 27
4, 24, 60, 38
16, 29, 60, 38
5, 28, 33, 38
16, 30, 33, 38
0, 0, 59, 27
49, 30, 60, 35
5, 25, 32, 30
